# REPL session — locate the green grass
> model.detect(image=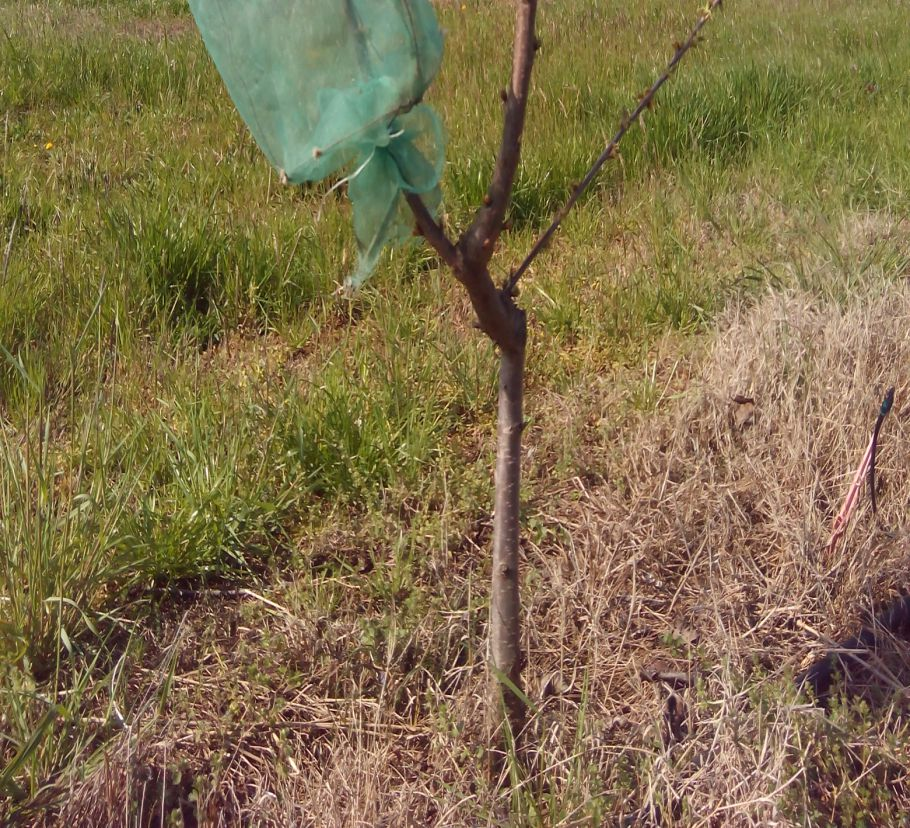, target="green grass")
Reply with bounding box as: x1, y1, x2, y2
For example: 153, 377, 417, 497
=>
2, 0, 910, 823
